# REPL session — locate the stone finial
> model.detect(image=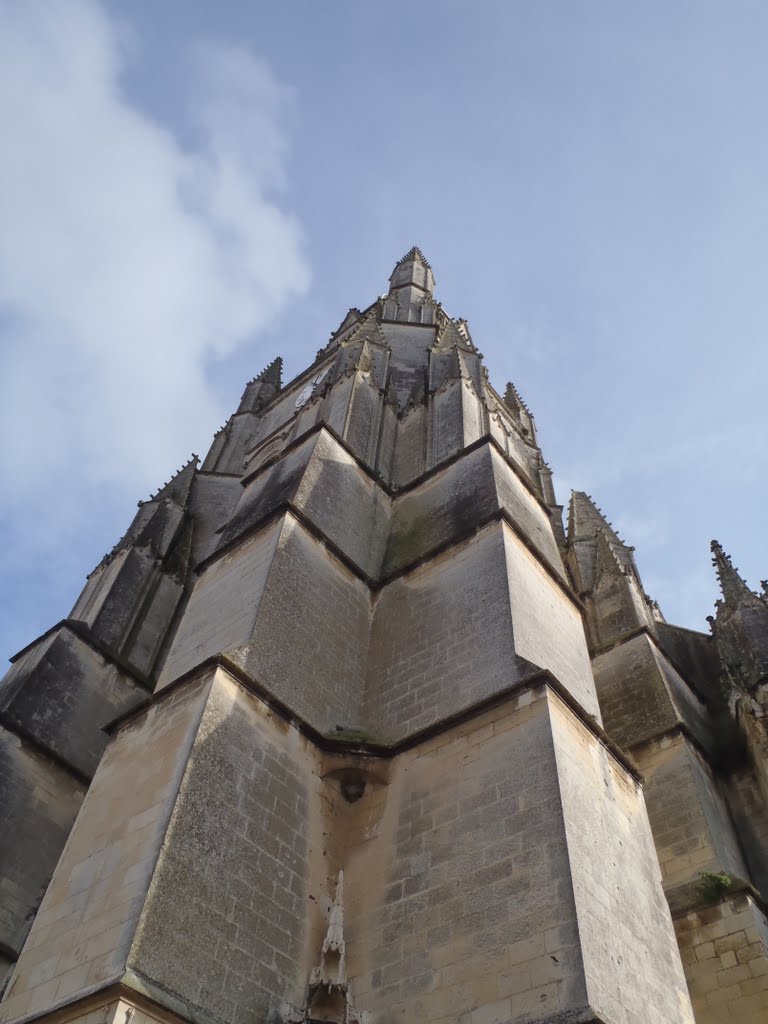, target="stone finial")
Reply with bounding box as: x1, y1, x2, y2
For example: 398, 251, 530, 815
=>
388, 246, 435, 296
